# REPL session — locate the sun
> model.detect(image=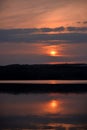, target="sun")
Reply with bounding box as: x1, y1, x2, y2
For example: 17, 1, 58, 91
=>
50, 100, 58, 108
50, 50, 56, 56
